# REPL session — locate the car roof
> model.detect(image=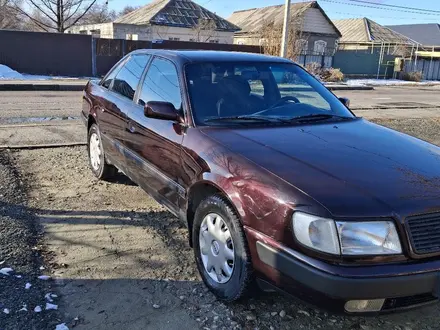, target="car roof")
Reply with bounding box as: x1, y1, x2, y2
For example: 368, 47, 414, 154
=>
129, 49, 292, 64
